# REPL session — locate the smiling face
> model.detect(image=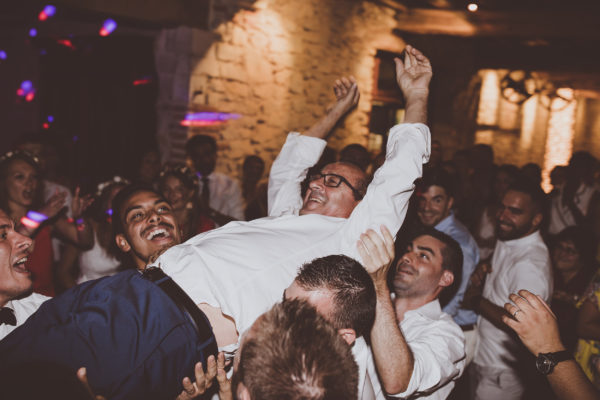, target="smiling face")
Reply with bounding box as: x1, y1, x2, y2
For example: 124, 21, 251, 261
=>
300, 162, 364, 219
495, 189, 541, 241
417, 185, 453, 227
0, 209, 33, 306
160, 175, 193, 211
114, 190, 181, 270
552, 239, 581, 274
393, 235, 453, 301
4, 159, 39, 210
